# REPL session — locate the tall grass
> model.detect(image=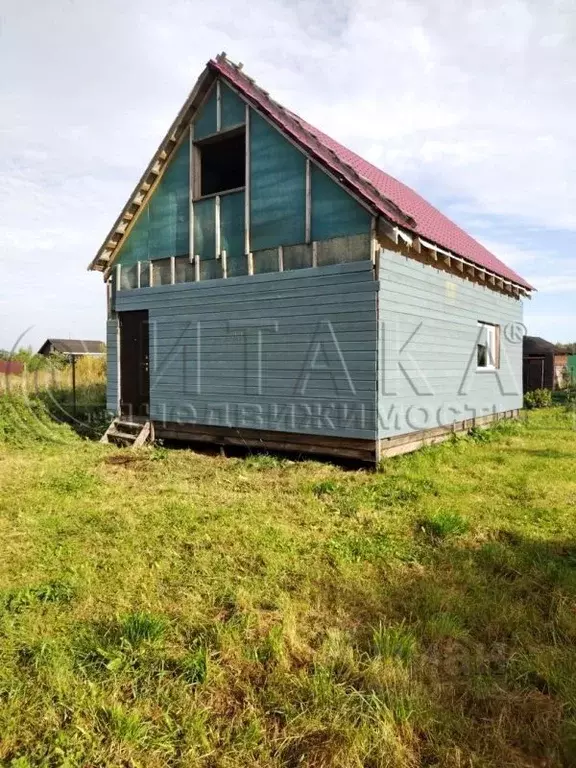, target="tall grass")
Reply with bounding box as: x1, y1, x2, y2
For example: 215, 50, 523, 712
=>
1, 355, 107, 439
0, 354, 106, 395
0, 393, 79, 446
